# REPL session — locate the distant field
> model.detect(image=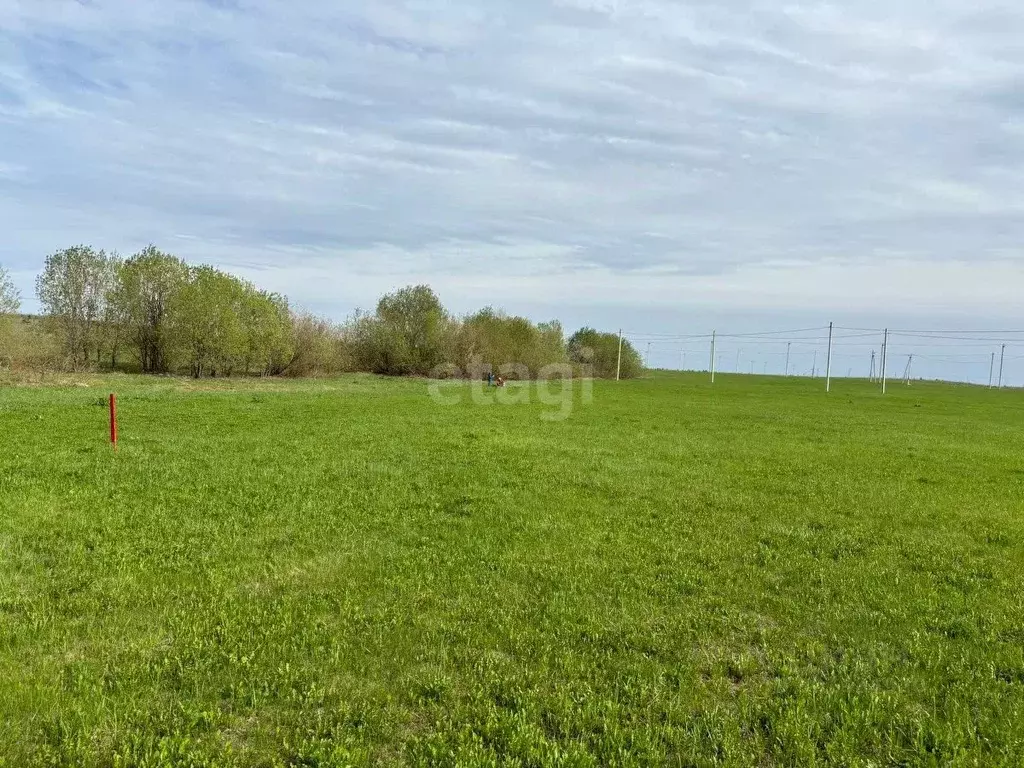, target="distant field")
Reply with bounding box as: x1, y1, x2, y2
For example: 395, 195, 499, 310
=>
2, 372, 1023, 766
